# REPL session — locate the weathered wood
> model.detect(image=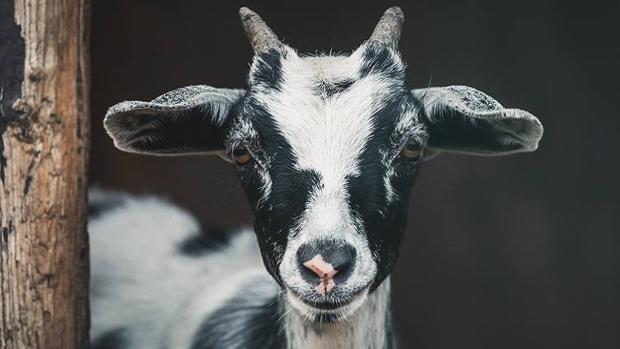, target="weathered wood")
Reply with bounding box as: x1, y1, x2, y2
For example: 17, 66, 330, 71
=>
0, 0, 90, 348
